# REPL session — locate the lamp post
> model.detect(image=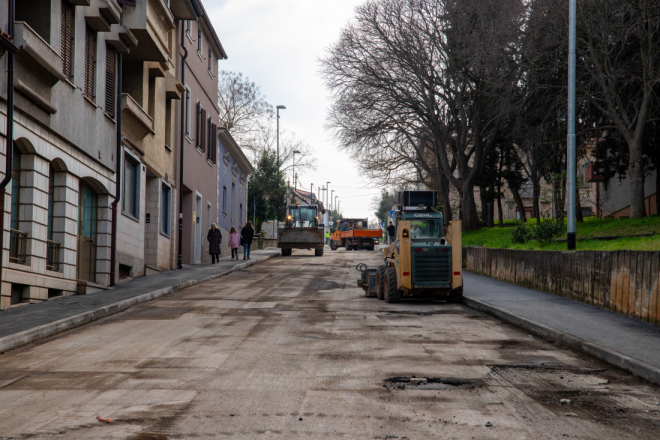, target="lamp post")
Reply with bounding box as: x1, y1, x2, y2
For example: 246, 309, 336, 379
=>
292, 149, 301, 189
326, 181, 330, 209
335, 196, 338, 212
567, 0, 576, 250
311, 183, 314, 203
276, 105, 285, 239
330, 190, 334, 210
